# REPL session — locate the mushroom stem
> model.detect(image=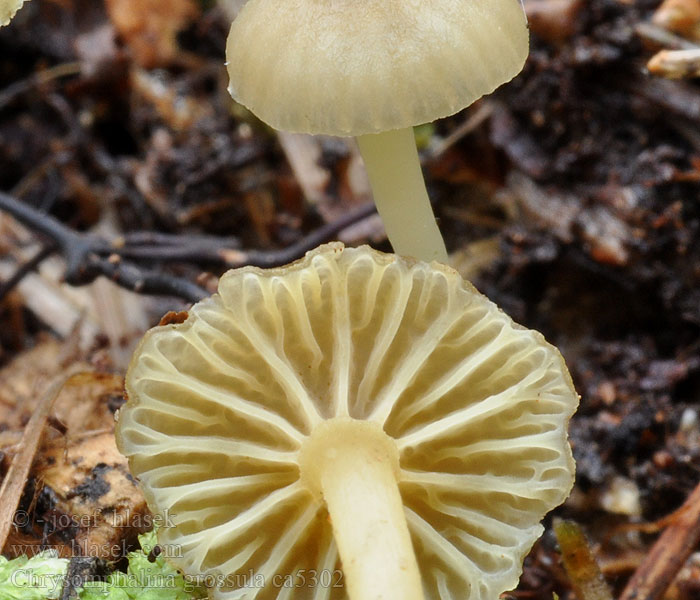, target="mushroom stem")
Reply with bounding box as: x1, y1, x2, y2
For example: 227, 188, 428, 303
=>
356, 127, 448, 264
300, 418, 424, 600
